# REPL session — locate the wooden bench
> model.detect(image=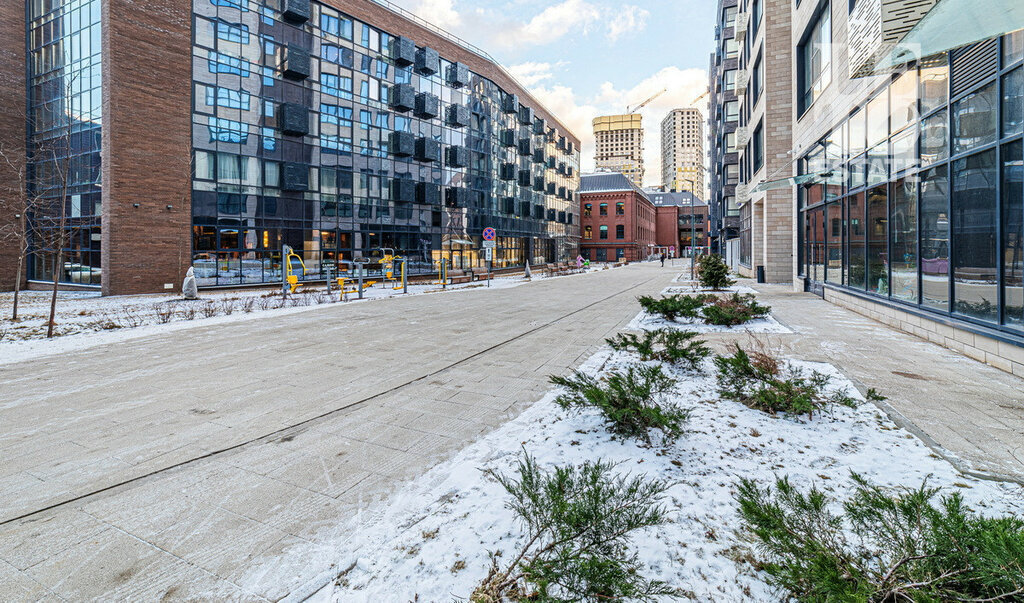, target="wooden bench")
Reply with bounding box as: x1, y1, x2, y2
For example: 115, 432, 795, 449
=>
470, 267, 492, 281
448, 269, 472, 284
